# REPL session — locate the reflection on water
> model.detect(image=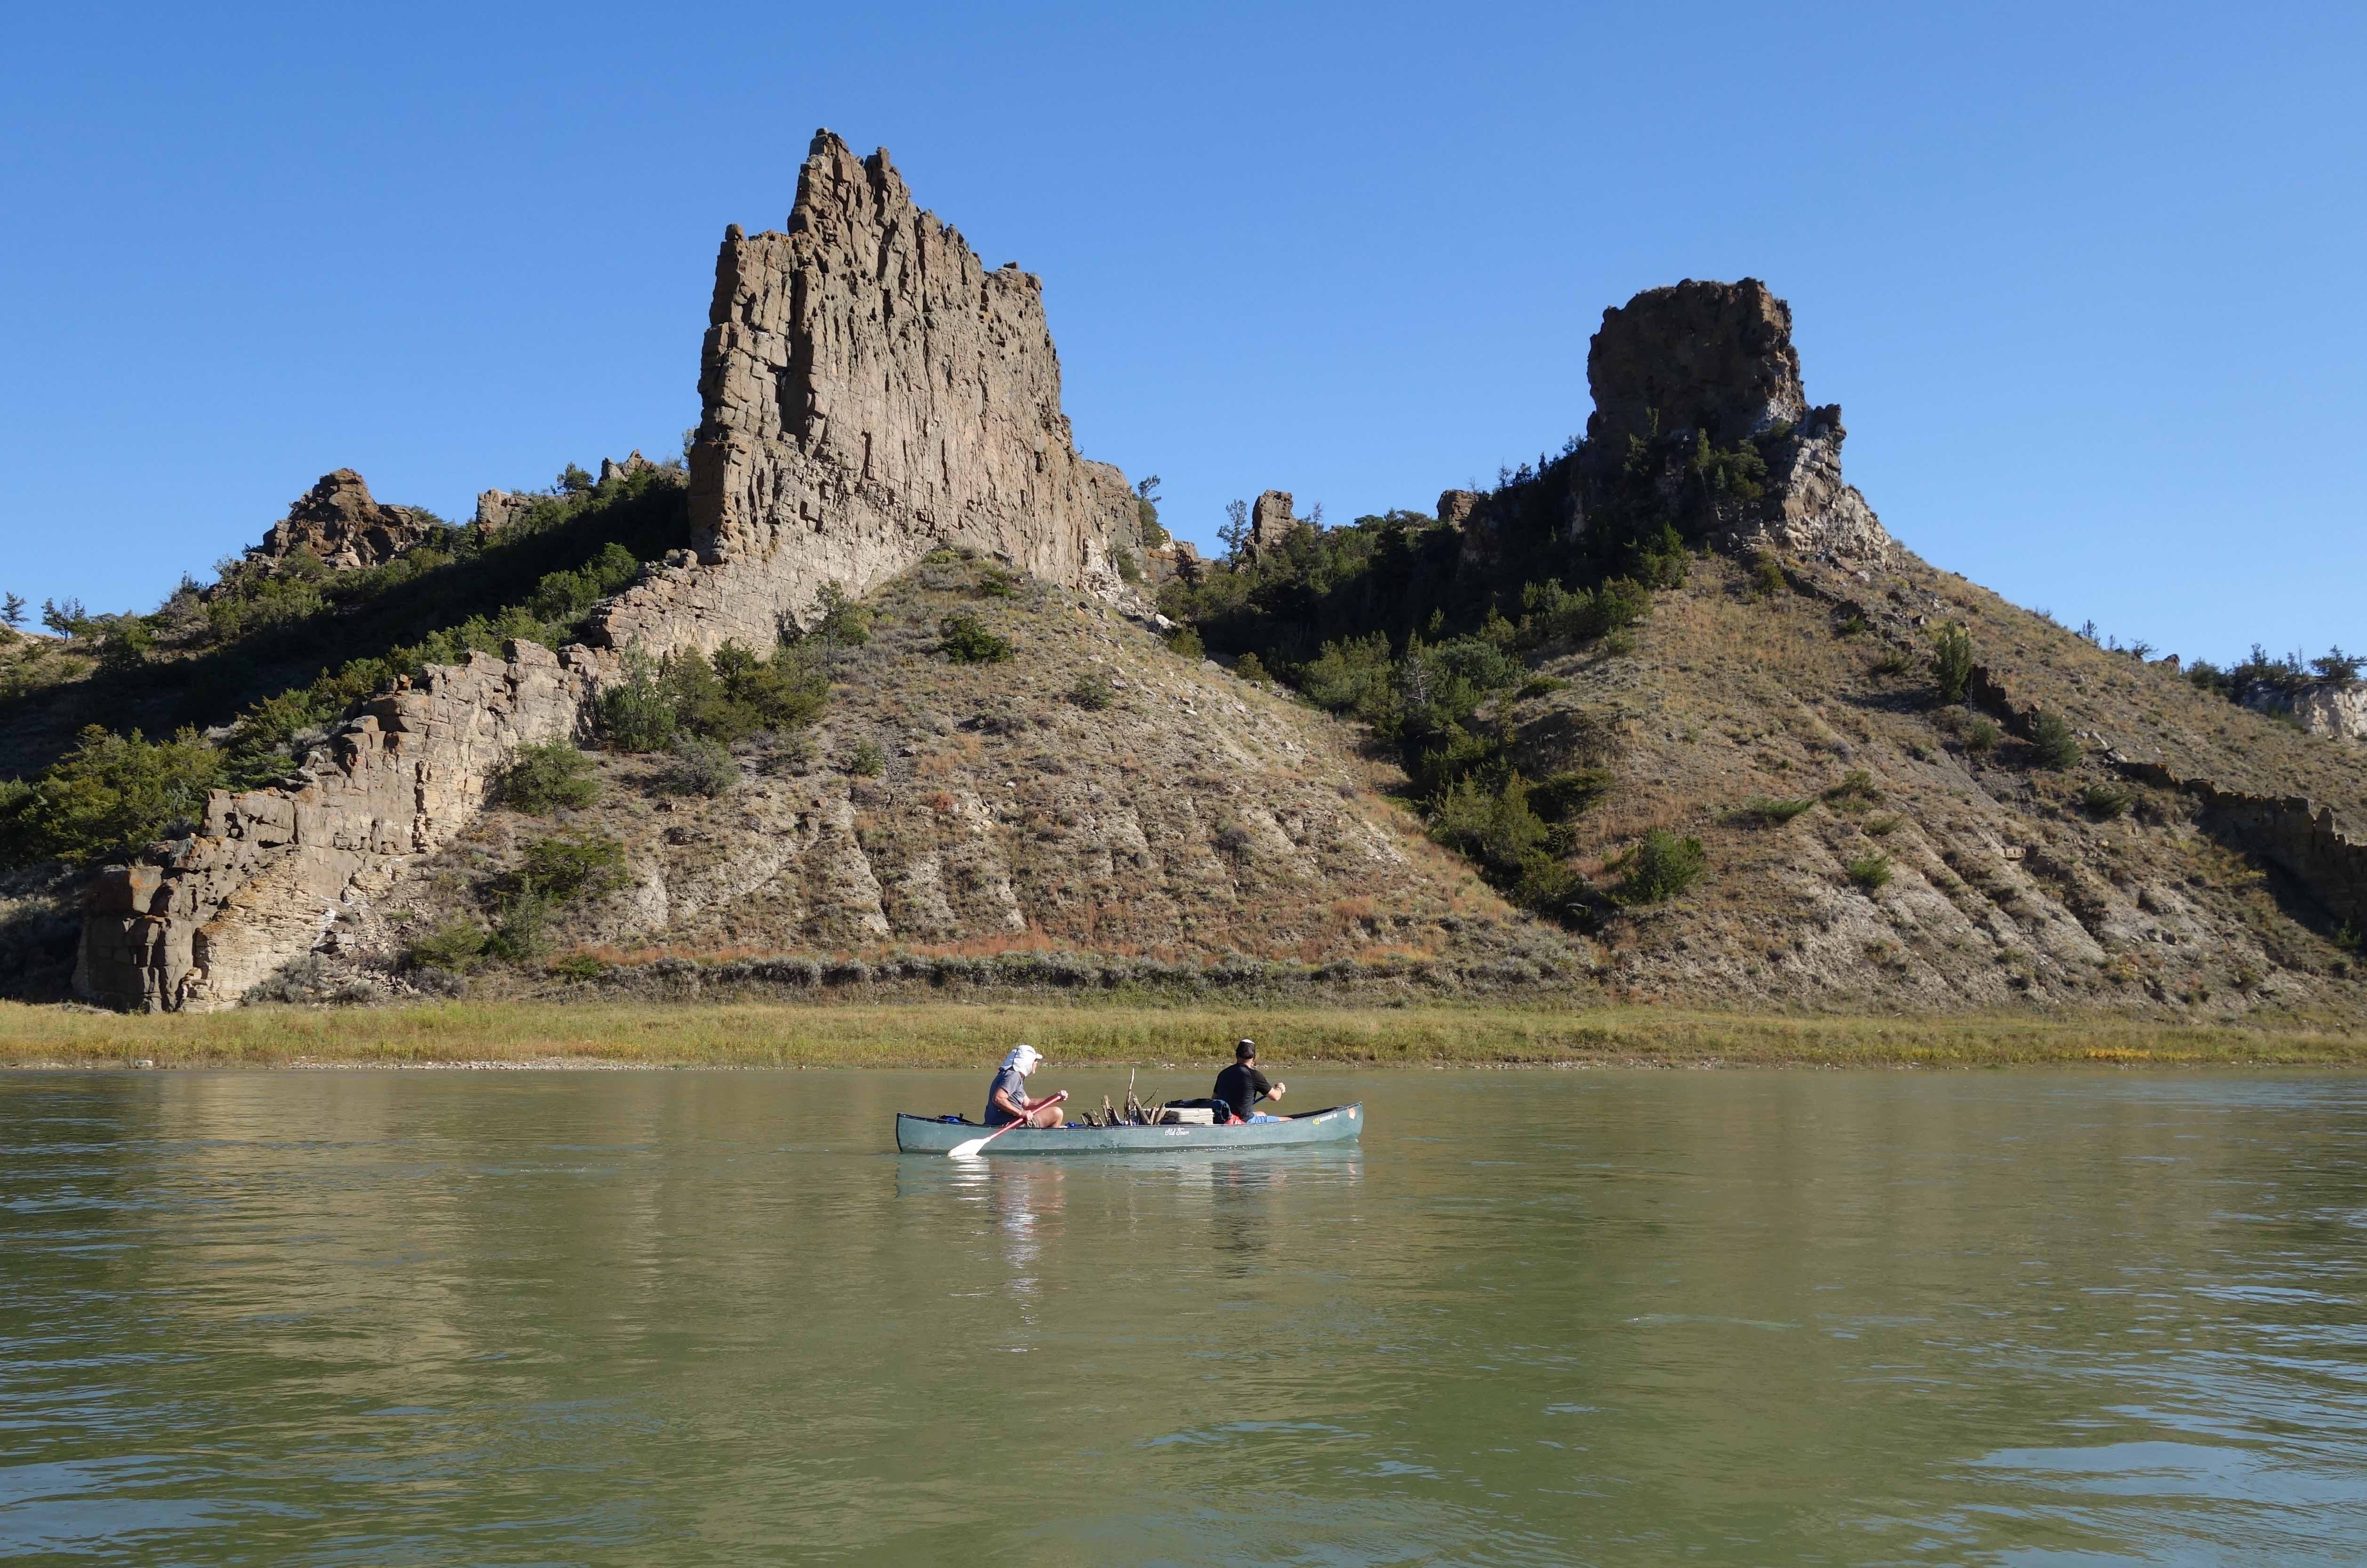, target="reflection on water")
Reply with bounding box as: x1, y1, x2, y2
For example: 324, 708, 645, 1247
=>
5, 1069, 2367, 1564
